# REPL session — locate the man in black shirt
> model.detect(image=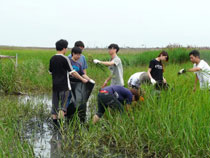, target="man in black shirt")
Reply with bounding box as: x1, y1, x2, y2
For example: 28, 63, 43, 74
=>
49, 39, 88, 125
